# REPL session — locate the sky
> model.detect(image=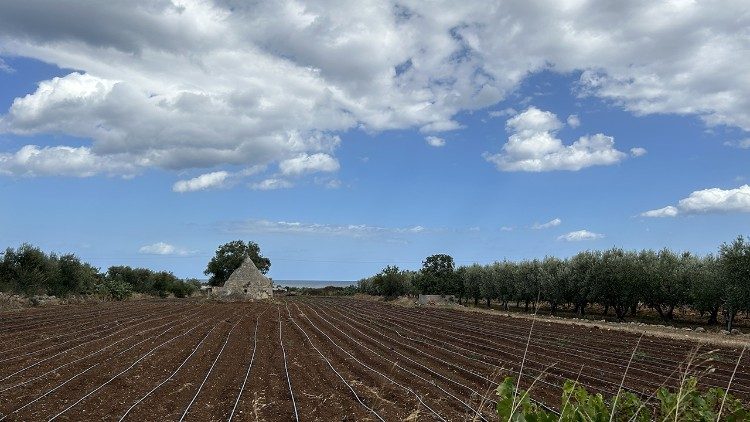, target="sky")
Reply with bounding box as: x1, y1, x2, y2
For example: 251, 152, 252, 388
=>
0, 1, 749, 281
